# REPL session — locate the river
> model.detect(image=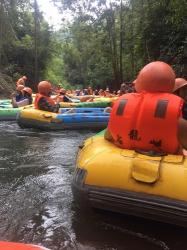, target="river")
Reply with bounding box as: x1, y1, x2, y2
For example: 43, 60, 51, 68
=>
0, 122, 186, 250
